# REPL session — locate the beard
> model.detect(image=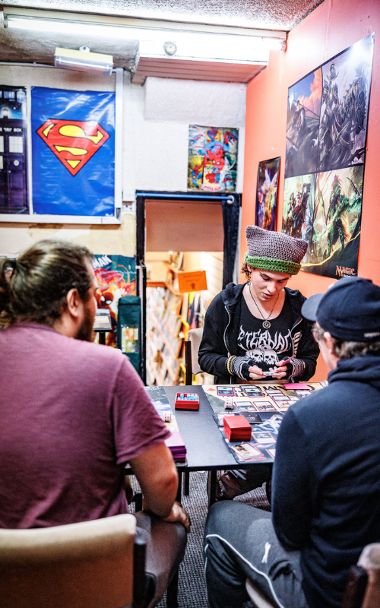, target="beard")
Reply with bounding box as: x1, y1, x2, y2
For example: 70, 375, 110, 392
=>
75, 304, 95, 343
